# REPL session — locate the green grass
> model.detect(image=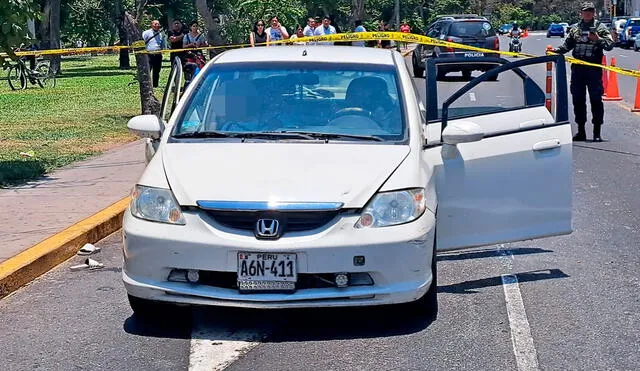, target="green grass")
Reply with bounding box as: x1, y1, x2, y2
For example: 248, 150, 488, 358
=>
0, 54, 171, 186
